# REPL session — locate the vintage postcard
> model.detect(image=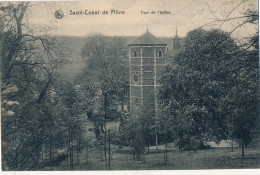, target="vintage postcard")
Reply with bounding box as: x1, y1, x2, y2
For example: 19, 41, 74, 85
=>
0, 0, 259, 174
